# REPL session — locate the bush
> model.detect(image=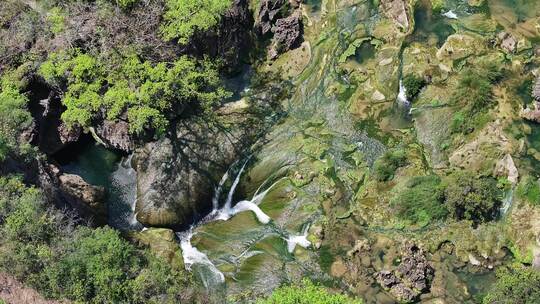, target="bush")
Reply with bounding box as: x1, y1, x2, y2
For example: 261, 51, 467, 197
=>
0, 74, 33, 160
443, 171, 502, 225
516, 176, 540, 206
160, 0, 232, 44
373, 149, 407, 182
392, 175, 447, 226
450, 63, 503, 134
483, 264, 540, 304
39, 50, 230, 134
257, 279, 363, 304
0, 176, 193, 304
402, 74, 425, 101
